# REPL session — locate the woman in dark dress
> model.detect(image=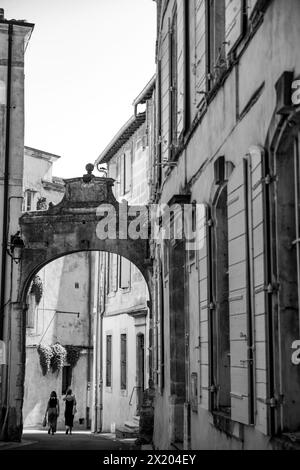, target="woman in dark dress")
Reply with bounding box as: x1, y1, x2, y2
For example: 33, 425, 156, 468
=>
63, 388, 77, 434
46, 391, 60, 435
